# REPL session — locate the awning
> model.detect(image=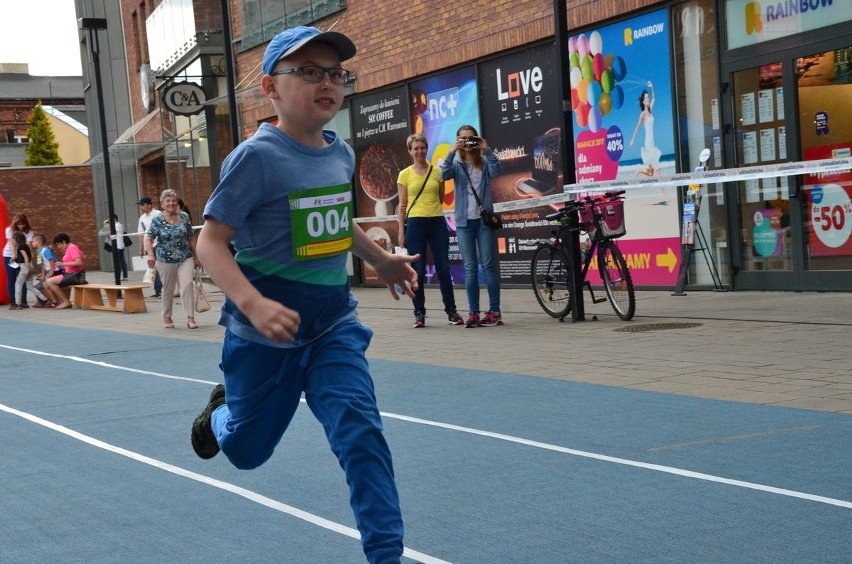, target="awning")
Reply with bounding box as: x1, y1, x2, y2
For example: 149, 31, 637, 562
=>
86, 110, 163, 165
